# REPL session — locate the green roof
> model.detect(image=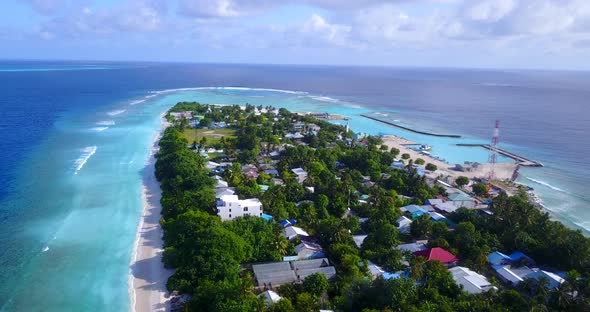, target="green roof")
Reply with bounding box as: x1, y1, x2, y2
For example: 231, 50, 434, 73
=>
259, 184, 269, 191
448, 192, 472, 201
